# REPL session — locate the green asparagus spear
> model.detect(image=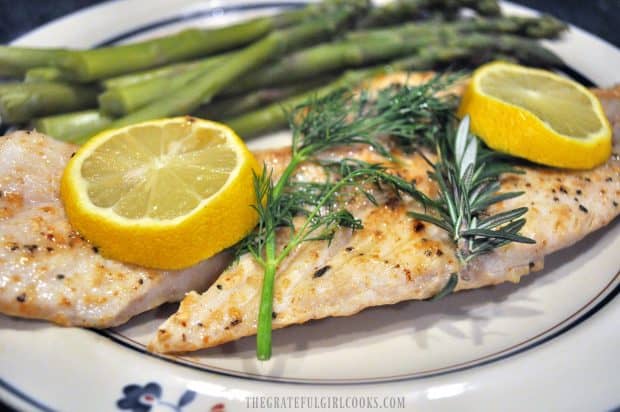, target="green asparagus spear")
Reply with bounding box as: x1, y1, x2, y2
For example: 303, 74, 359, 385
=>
0, 47, 72, 77
32, 110, 112, 139
349, 15, 567, 41
456, 14, 568, 37
69, 24, 276, 82
100, 56, 223, 90
0, 0, 353, 81
0, 82, 98, 124
388, 33, 563, 69
227, 71, 370, 138
357, 0, 500, 28
69, 1, 369, 143
222, 34, 428, 96
98, 53, 231, 116
56, 22, 272, 82
24, 66, 70, 83
493, 34, 564, 66
195, 78, 330, 120
31, 82, 327, 140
